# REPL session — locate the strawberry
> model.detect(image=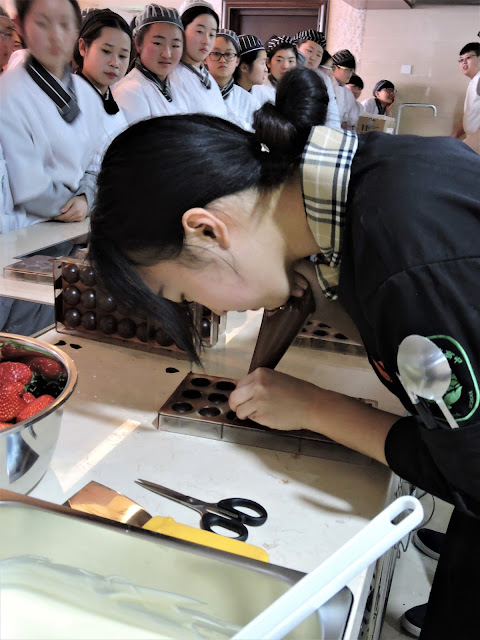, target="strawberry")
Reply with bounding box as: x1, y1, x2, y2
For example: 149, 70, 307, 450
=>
16, 395, 55, 422
0, 361, 33, 386
0, 382, 26, 422
0, 422, 13, 431
22, 392, 36, 404
0, 342, 38, 361
22, 356, 63, 380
